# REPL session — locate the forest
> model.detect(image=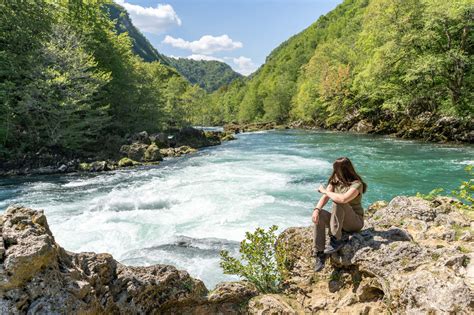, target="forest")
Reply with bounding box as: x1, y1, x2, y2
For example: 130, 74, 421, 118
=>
1, 0, 472, 164
0, 1, 208, 161
203, 0, 473, 128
